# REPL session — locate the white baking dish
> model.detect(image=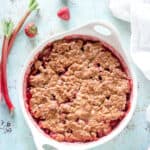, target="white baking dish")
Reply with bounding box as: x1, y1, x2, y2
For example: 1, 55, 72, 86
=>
18, 21, 137, 150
